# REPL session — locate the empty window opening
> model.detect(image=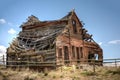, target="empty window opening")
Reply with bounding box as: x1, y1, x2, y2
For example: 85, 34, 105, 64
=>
72, 46, 75, 58
64, 46, 69, 63
95, 54, 98, 60
72, 20, 77, 33
58, 48, 62, 58
88, 53, 94, 62
76, 47, 80, 63
80, 47, 83, 58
